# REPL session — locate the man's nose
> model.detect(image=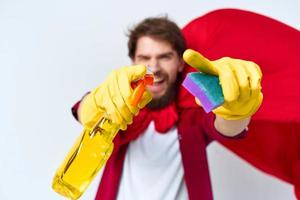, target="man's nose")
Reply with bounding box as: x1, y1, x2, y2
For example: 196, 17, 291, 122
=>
148, 59, 160, 73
